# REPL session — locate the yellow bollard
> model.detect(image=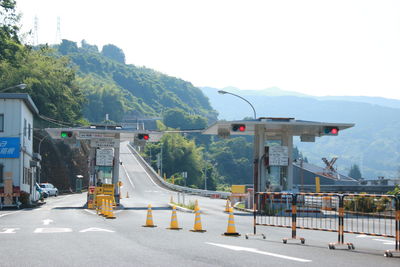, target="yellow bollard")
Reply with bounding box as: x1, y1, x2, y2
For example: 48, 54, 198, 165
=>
142, 204, 157, 227
225, 199, 231, 212
190, 206, 206, 232
100, 199, 105, 216
223, 207, 240, 236
103, 200, 109, 217
167, 206, 182, 230
106, 200, 116, 219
